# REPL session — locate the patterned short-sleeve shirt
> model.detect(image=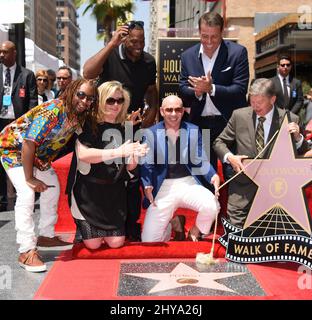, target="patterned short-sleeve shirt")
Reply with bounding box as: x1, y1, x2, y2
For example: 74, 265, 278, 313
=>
0, 99, 79, 171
